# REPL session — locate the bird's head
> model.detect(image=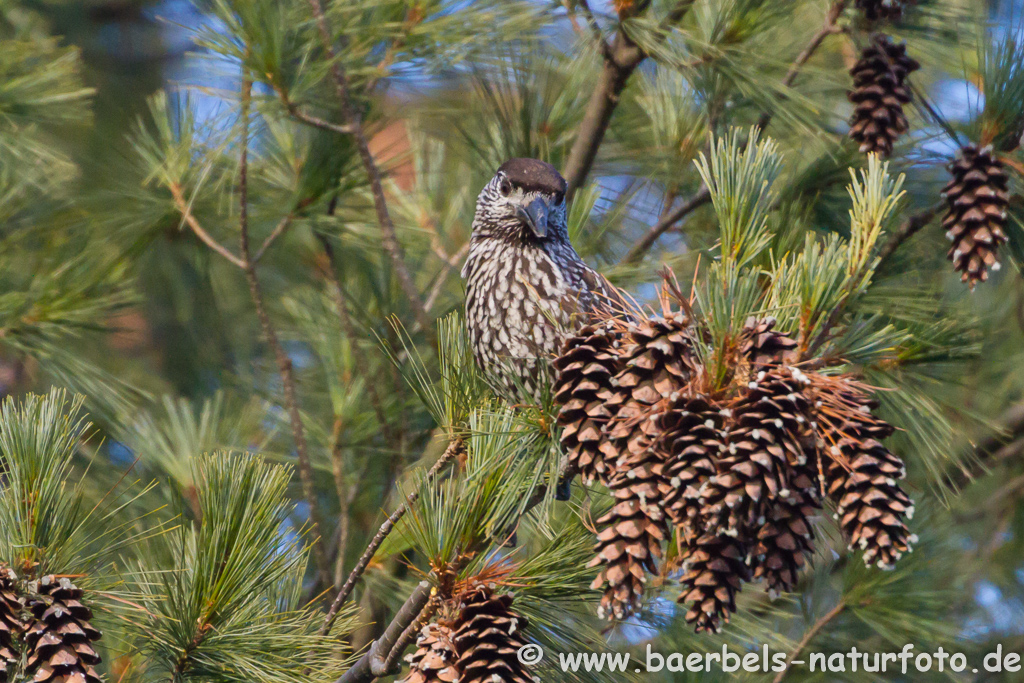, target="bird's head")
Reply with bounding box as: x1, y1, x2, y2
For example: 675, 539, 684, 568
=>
473, 158, 568, 243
